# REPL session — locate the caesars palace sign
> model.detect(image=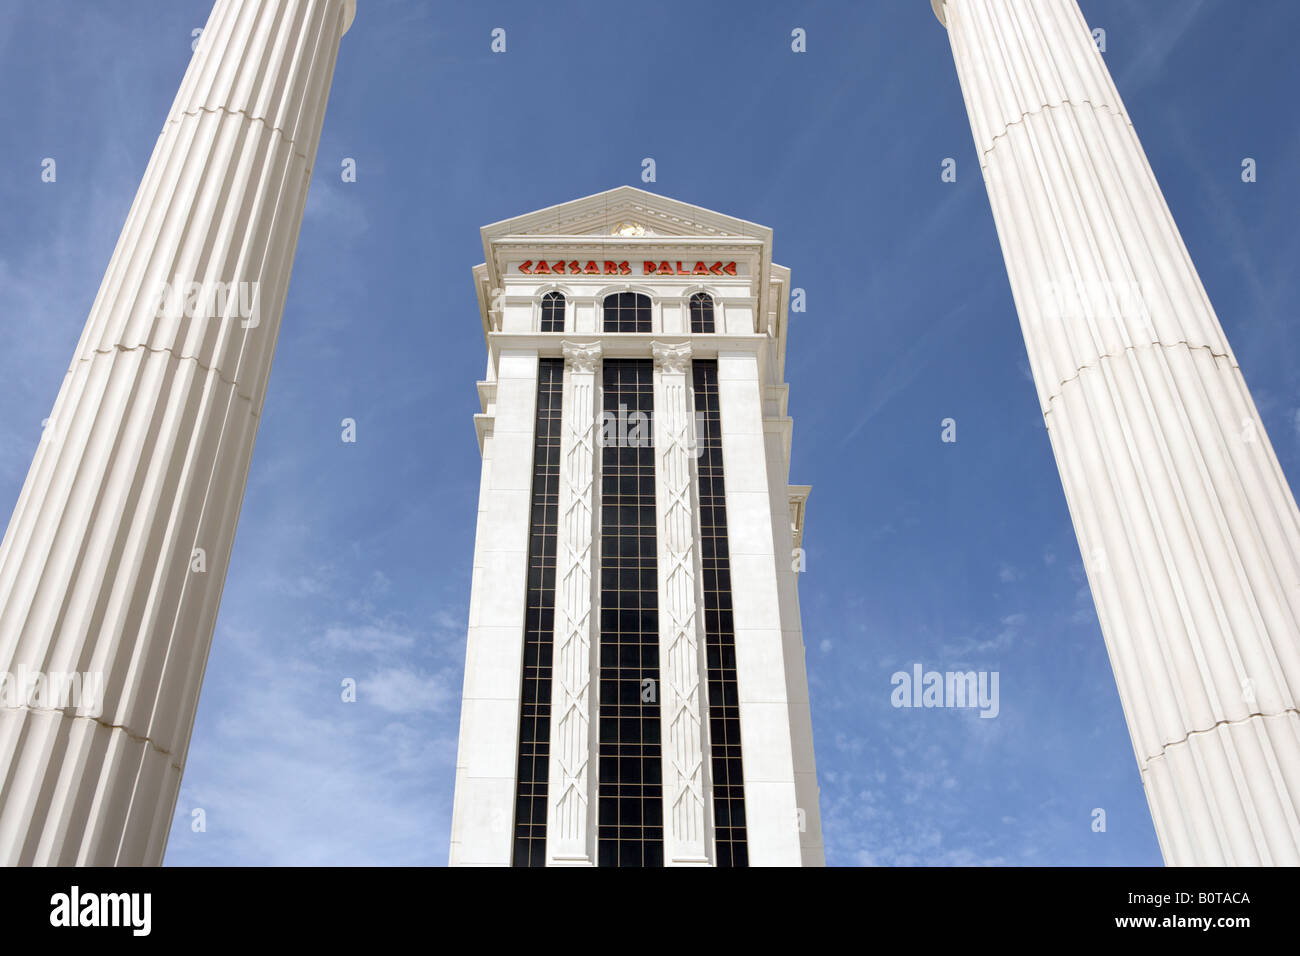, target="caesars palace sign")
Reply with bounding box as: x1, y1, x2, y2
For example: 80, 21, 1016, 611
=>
516, 258, 739, 277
